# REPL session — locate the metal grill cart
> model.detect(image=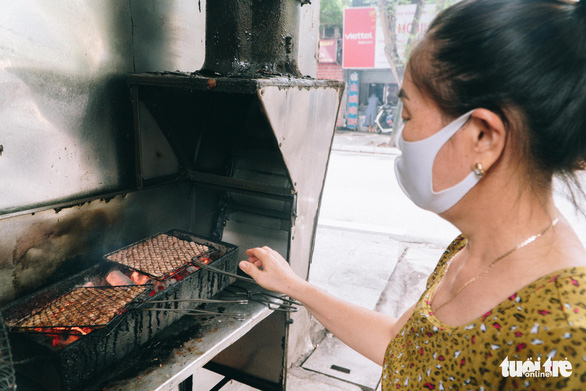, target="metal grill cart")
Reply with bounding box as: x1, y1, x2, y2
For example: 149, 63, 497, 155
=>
0, 0, 342, 390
